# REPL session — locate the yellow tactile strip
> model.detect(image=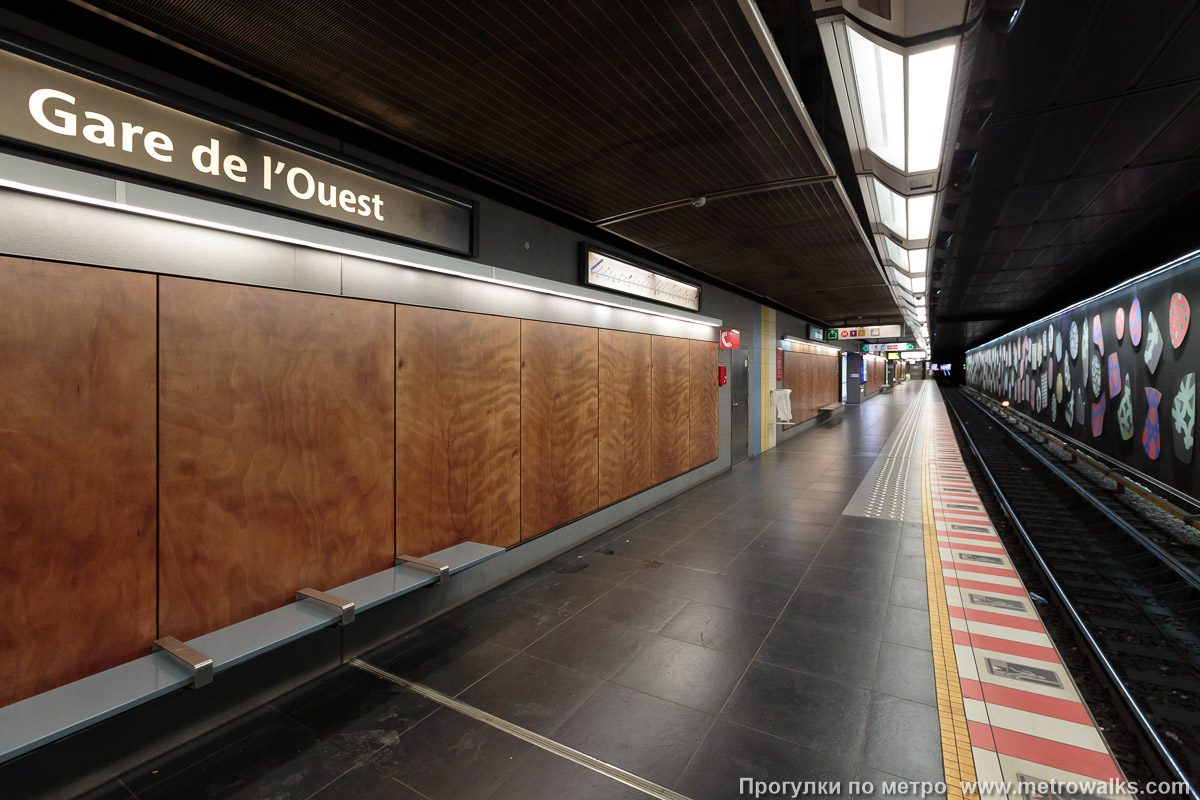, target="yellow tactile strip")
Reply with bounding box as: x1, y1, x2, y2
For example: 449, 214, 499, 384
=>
923, 427, 980, 800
